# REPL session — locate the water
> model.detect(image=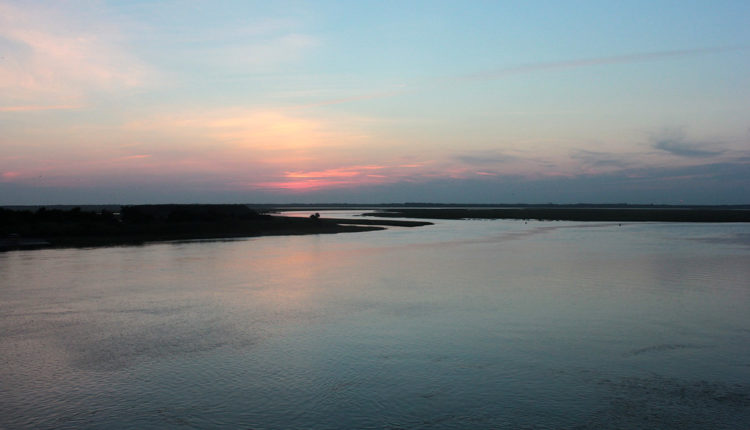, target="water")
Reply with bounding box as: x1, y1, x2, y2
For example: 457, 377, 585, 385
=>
1, 214, 749, 429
